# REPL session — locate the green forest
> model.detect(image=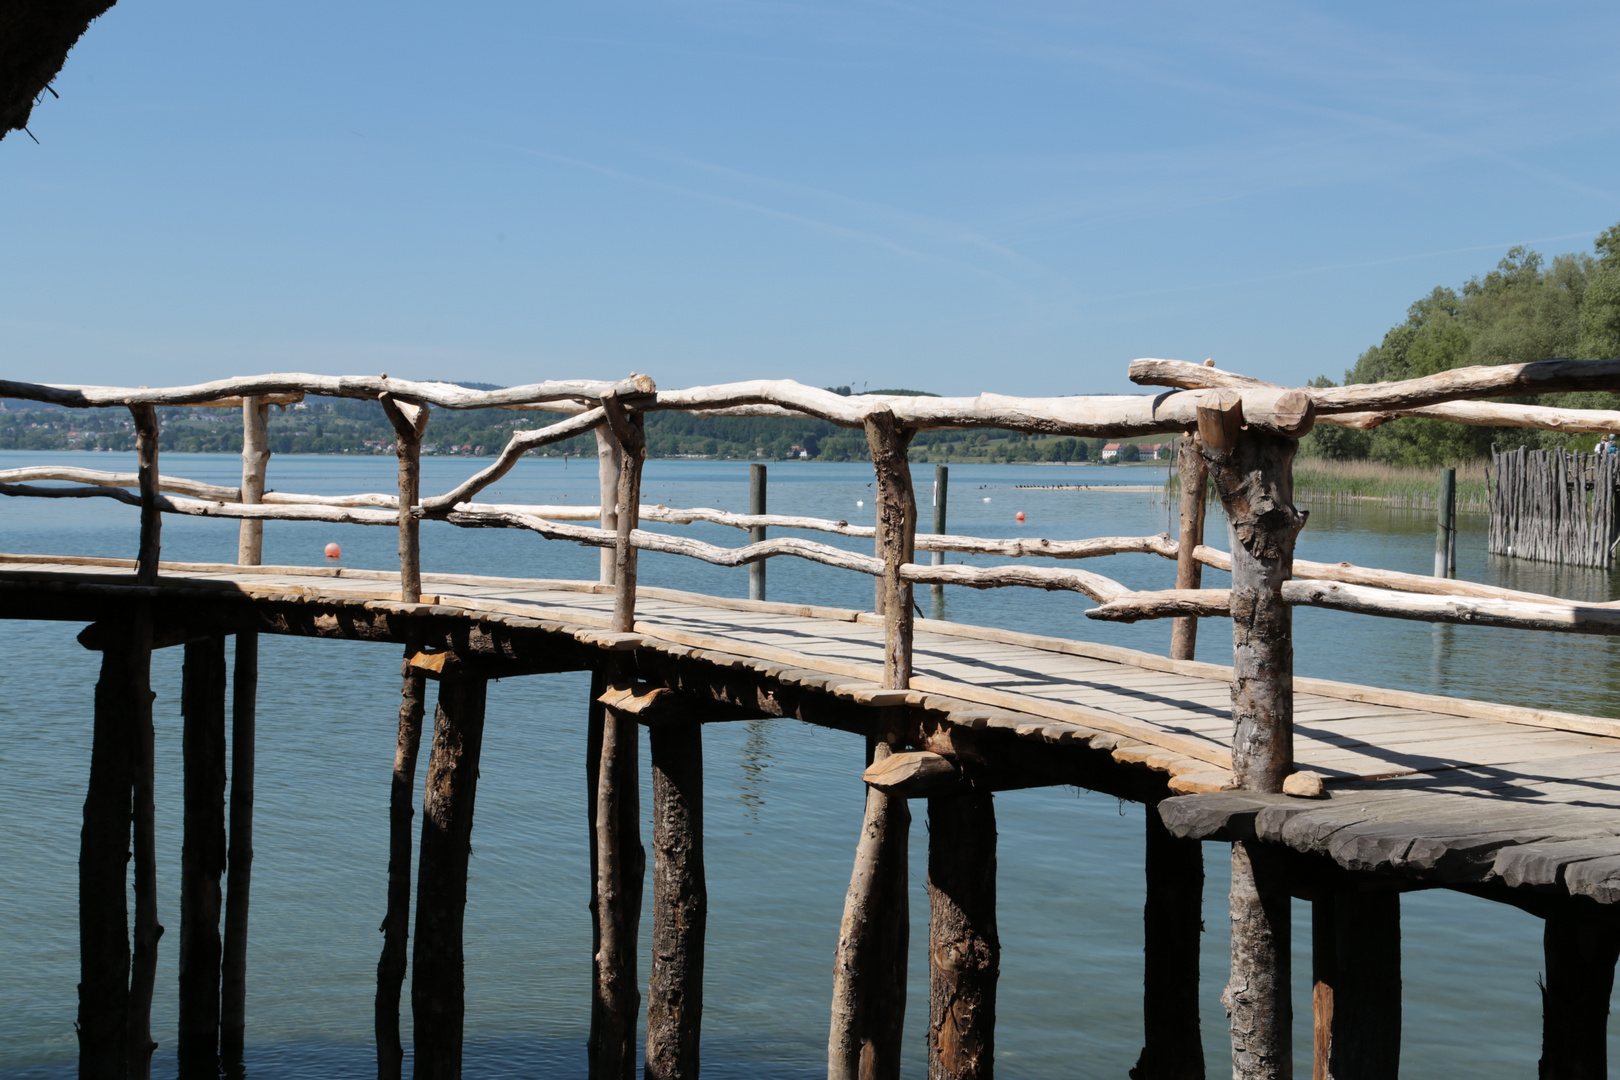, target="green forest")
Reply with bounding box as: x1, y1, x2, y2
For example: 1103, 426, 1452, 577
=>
1301, 222, 1620, 466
